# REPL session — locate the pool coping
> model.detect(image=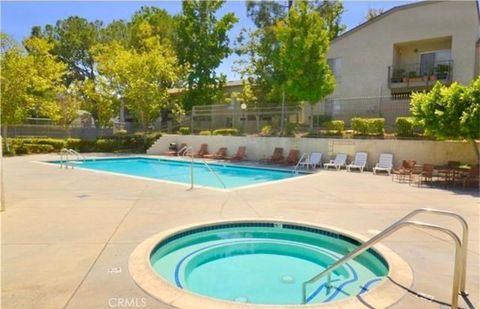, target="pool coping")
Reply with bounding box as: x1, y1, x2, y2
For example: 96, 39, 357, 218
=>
129, 218, 413, 309
36, 155, 318, 193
